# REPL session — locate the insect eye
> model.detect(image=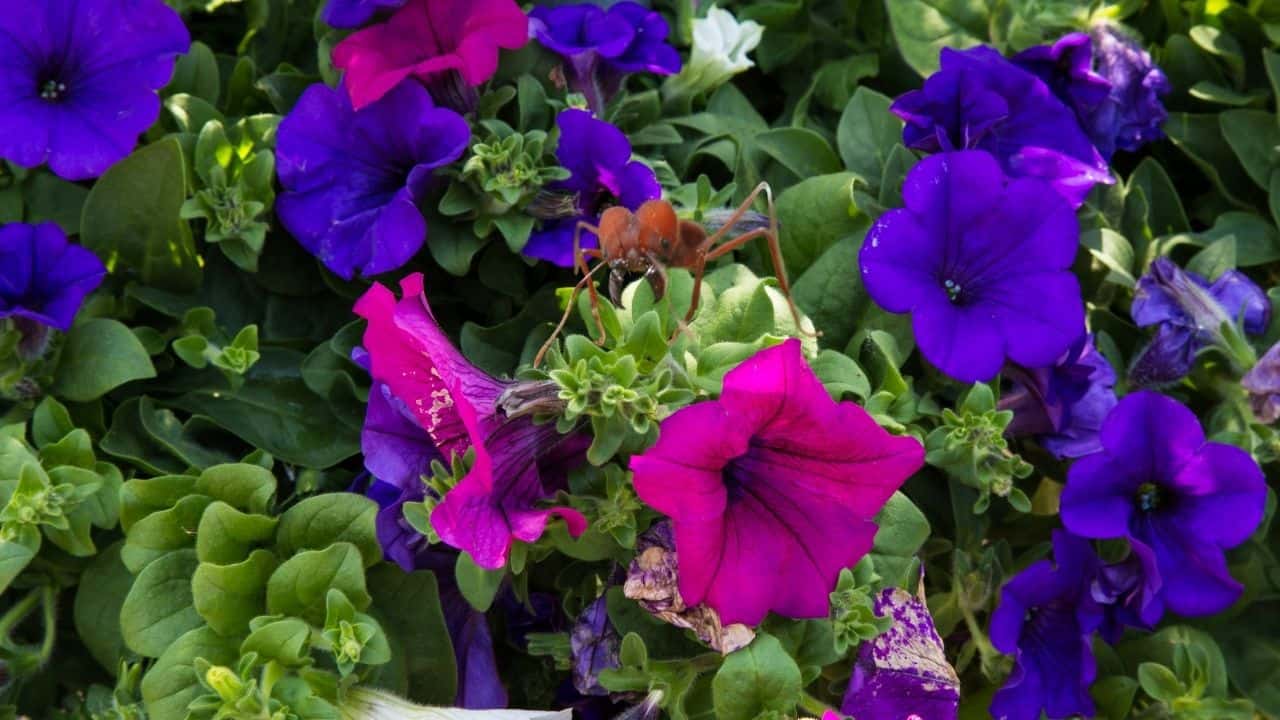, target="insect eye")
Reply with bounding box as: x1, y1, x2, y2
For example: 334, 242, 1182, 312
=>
661, 238, 670, 250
